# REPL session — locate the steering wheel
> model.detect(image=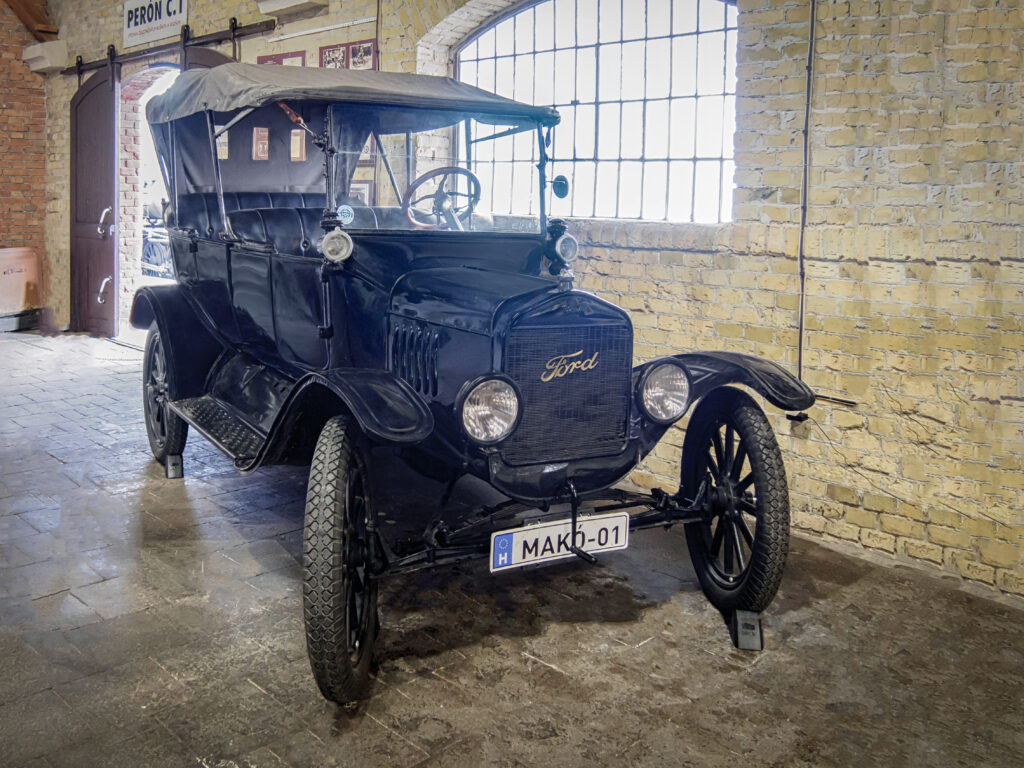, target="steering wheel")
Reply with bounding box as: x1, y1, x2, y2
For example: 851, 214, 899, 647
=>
402, 167, 481, 230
